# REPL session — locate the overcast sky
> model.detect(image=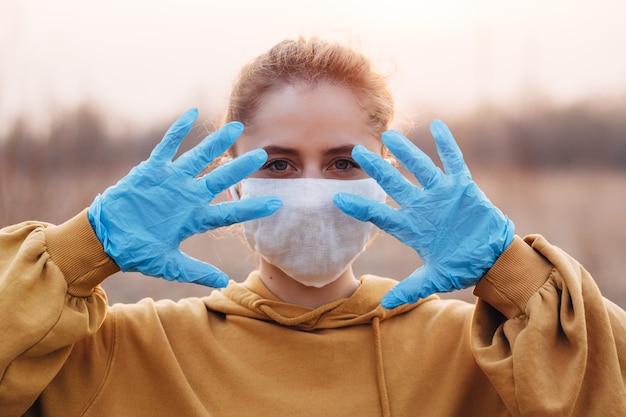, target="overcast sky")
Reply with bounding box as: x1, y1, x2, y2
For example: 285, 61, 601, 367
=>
1, 0, 625, 134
